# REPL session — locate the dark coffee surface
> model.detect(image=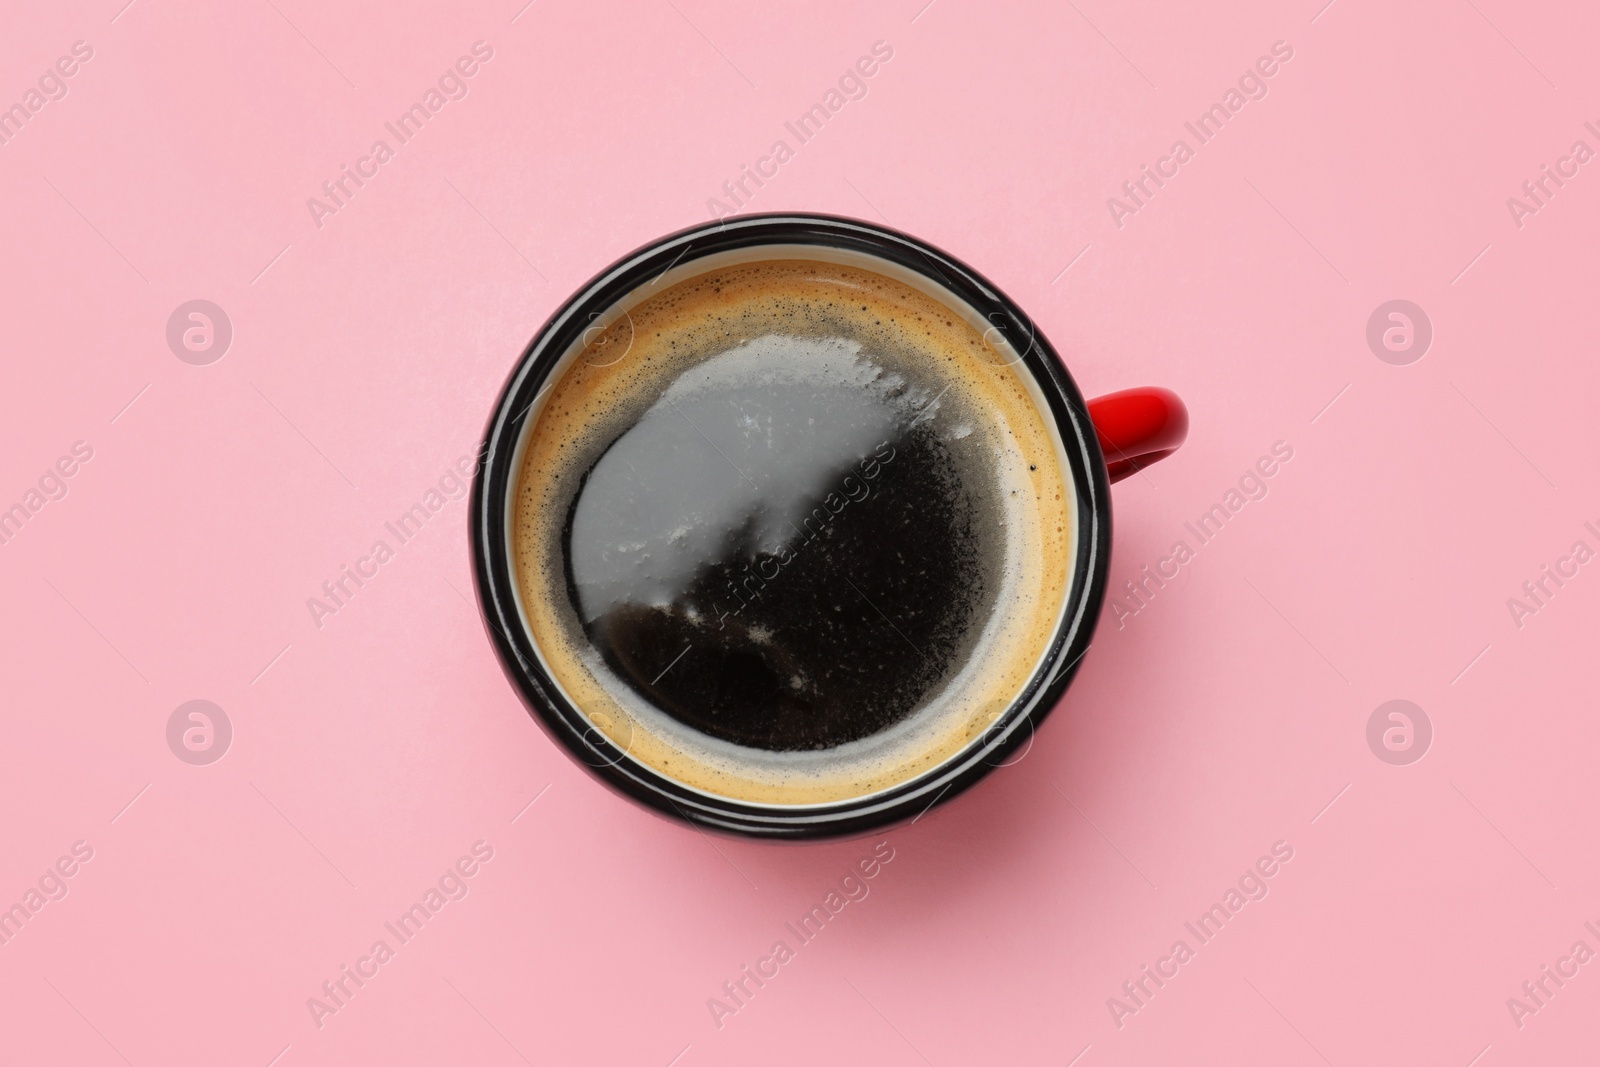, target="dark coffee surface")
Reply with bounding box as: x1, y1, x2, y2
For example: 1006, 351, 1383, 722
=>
564, 338, 987, 751
514, 258, 1072, 804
